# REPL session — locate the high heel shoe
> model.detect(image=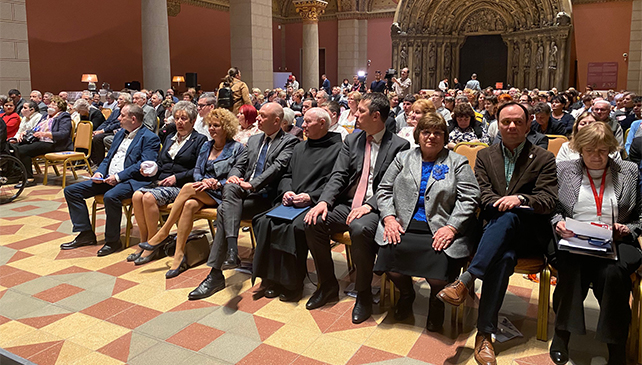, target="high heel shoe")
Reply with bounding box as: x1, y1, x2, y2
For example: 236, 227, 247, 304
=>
126, 251, 142, 262
139, 235, 171, 251
166, 255, 188, 279
134, 244, 165, 265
